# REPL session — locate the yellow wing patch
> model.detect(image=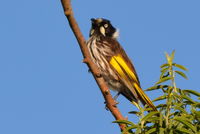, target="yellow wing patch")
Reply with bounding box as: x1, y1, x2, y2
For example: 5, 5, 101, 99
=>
110, 54, 138, 98
110, 55, 138, 83
110, 54, 157, 111
110, 55, 127, 80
